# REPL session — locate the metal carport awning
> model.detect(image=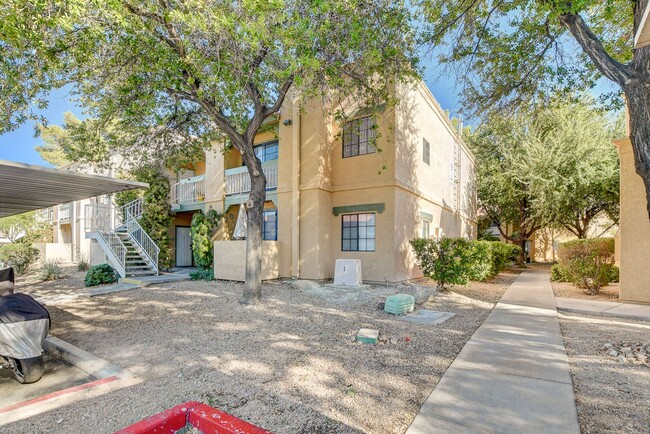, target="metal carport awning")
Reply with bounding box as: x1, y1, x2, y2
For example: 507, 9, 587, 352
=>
0, 160, 148, 217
